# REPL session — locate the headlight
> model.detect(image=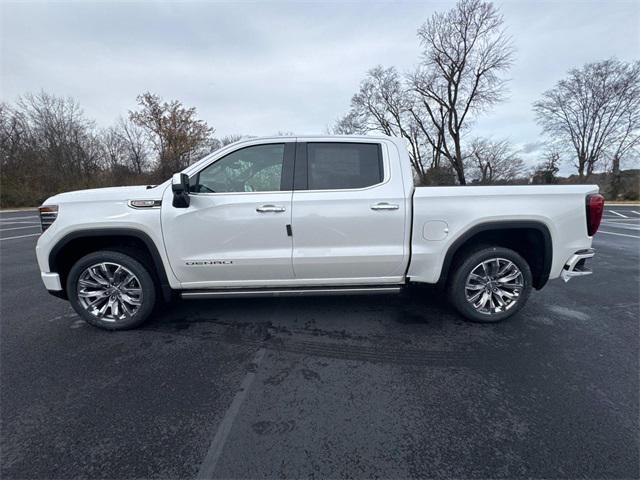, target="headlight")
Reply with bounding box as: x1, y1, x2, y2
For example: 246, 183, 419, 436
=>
39, 205, 58, 232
